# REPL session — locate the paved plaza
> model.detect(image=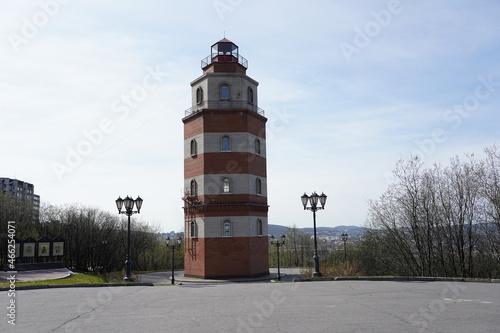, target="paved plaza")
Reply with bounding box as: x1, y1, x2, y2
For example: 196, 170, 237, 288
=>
1, 274, 499, 332
0, 268, 72, 282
